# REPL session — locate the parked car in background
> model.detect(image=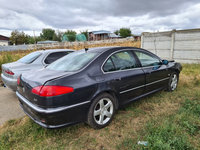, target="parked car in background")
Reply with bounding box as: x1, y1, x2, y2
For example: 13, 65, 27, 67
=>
16, 47, 182, 129
1, 49, 74, 91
